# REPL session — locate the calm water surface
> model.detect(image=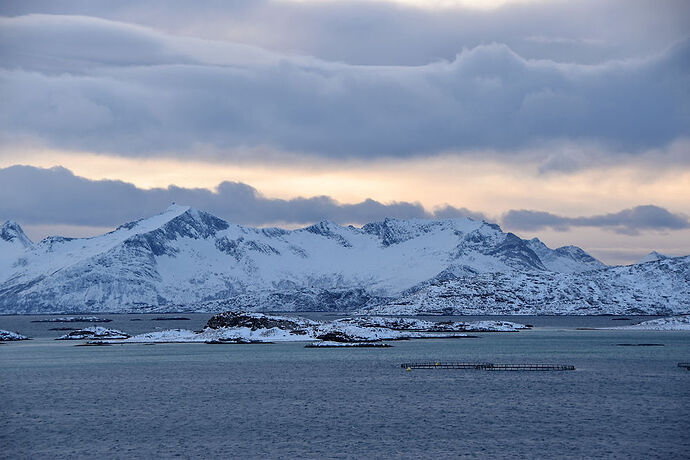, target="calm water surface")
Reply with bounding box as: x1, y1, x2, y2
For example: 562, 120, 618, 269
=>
1, 314, 689, 459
